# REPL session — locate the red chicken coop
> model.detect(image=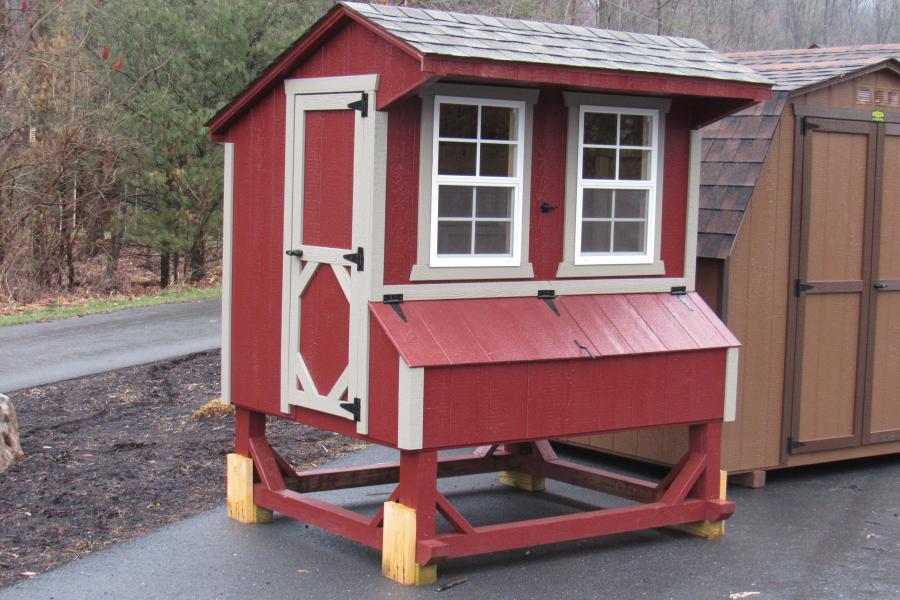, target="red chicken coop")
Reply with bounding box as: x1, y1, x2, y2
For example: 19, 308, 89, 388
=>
206, 1, 771, 585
